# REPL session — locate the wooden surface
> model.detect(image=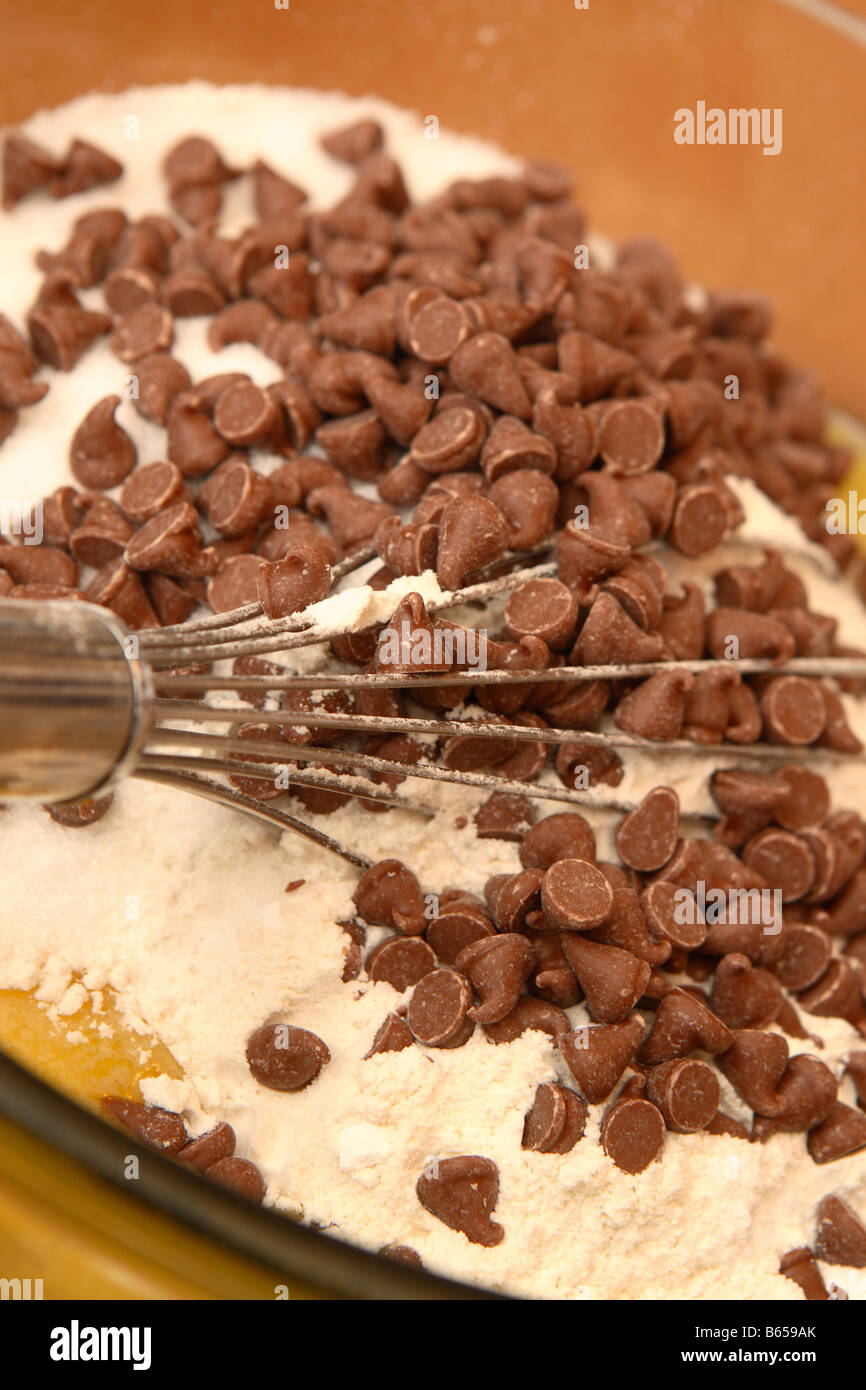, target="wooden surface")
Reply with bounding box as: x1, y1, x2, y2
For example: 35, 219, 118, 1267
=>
0, 0, 864, 411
